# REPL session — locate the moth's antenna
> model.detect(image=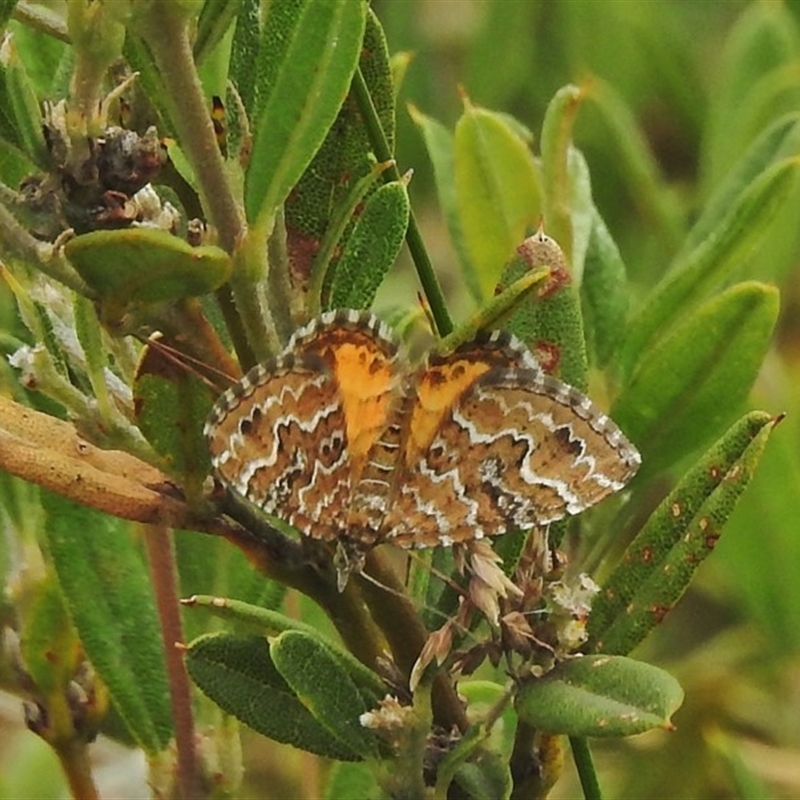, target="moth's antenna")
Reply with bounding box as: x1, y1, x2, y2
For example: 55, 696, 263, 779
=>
135, 333, 239, 393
